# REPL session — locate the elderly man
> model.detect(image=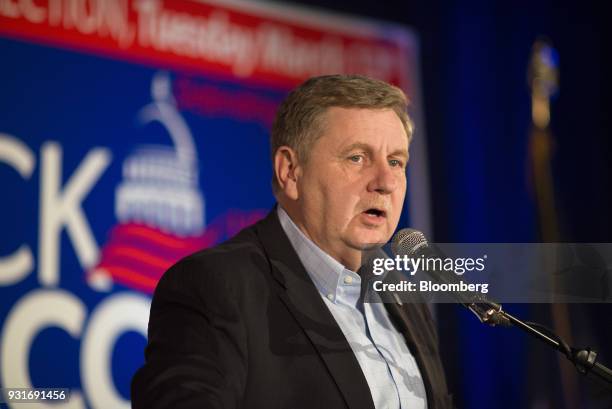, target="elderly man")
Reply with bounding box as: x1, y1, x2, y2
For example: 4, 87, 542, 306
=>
131, 75, 452, 409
